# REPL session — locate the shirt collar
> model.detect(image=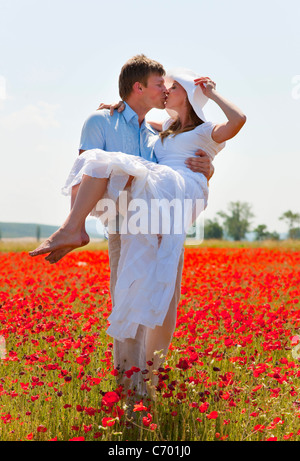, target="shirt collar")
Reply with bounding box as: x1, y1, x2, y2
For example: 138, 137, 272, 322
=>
122, 102, 158, 135
122, 102, 138, 124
